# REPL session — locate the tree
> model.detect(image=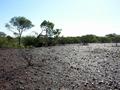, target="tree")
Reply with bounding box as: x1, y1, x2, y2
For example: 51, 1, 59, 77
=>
22, 36, 36, 47
113, 35, 120, 46
5, 16, 34, 45
53, 29, 61, 38
106, 33, 120, 46
97, 37, 112, 43
38, 20, 61, 46
38, 20, 54, 46
80, 34, 98, 45
53, 29, 62, 44
0, 31, 6, 37
39, 20, 54, 37
106, 33, 117, 42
